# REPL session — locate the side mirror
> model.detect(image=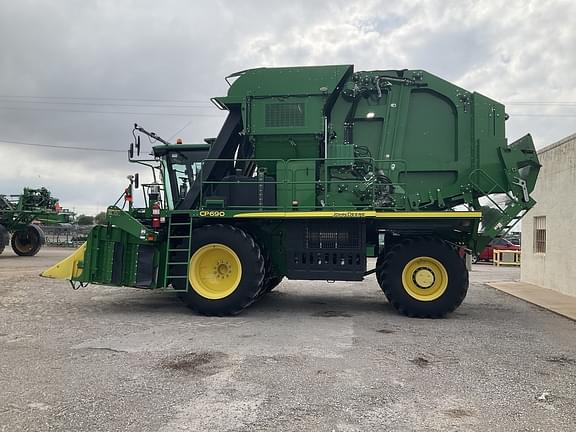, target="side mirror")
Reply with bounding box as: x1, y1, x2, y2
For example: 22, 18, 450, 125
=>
134, 173, 139, 189
129, 143, 134, 159
136, 136, 141, 156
